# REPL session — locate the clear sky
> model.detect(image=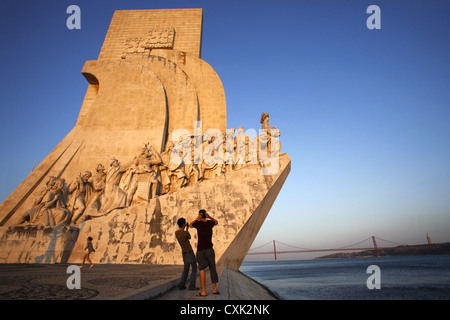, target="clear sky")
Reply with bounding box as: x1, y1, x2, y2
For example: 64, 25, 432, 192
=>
1, 0, 449, 260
